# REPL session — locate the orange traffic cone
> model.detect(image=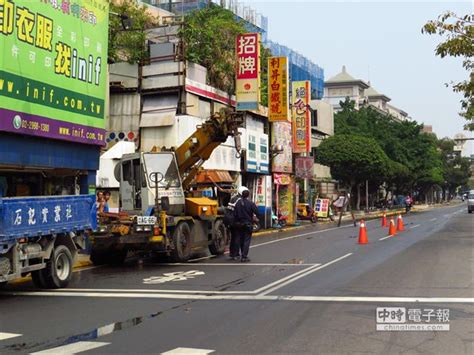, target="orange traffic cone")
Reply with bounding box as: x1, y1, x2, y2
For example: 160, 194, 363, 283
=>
397, 214, 405, 232
381, 212, 387, 227
388, 217, 397, 236
358, 220, 369, 244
